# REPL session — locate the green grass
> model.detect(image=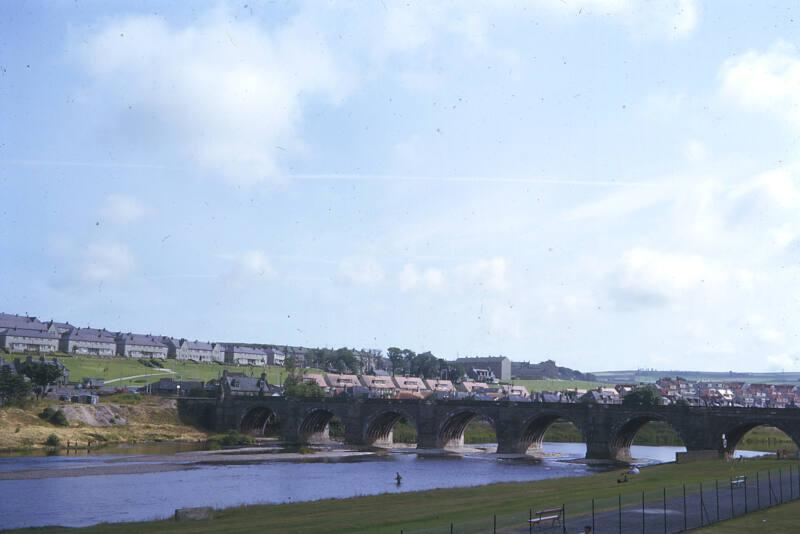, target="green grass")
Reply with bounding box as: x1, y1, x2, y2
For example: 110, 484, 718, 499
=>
509, 379, 604, 392
694, 498, 800, 533
11, 457, 797, 534
55, 354, 301, 389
